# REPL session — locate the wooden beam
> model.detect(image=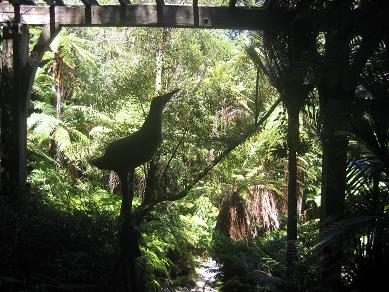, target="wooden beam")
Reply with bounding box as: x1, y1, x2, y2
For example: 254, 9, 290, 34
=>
193, 0, 199, 26
0, 4, 291, 30
1, 24, 30, 197
14, 0, 37, 5
26, 22, 61, 100
29, 23, 60, 70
